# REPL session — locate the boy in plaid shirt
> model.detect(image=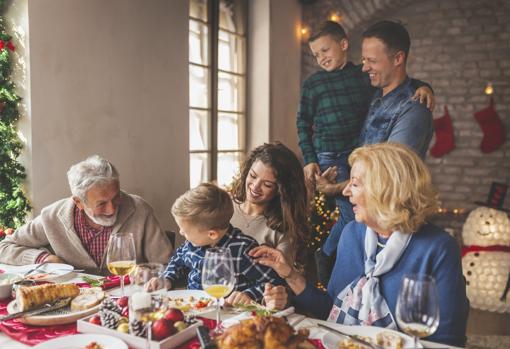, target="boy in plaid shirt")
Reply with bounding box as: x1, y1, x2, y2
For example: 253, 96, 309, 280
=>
147, 183, 282, 304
